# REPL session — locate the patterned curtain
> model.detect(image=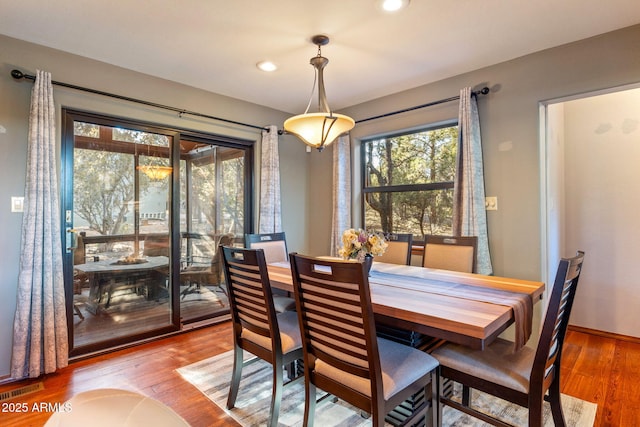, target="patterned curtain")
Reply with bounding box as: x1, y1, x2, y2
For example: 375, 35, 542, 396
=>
258, 125, 282, 233
11, 70, 68, 379
453, 87, 493, 275
330, 135, 352, 256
